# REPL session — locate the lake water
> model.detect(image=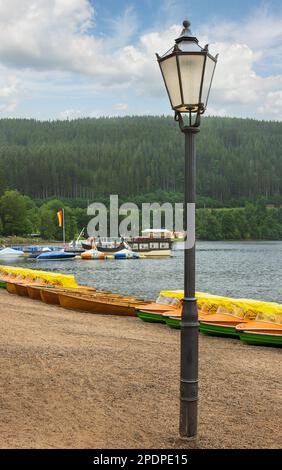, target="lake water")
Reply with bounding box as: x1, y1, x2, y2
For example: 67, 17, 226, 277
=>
1, 241, 281, 303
